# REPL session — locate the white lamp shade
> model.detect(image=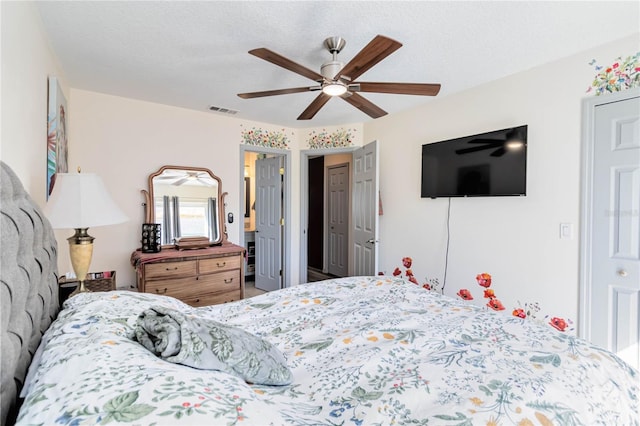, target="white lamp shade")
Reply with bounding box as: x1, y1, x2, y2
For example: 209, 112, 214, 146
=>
44, 172, 128, 229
